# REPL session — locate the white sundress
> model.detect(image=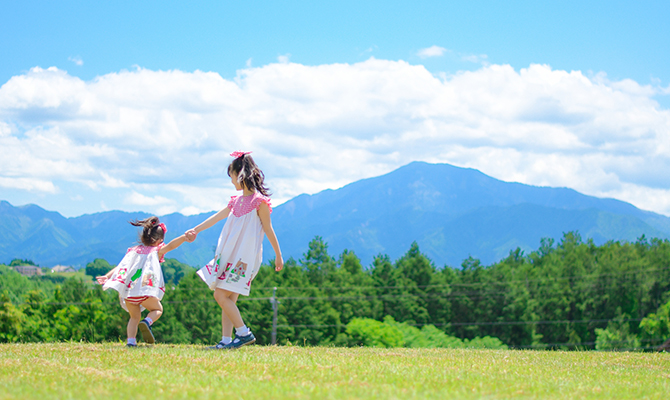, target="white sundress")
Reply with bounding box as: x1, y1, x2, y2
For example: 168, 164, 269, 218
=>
103, 244, 166, 311
197, 192, 271, 296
